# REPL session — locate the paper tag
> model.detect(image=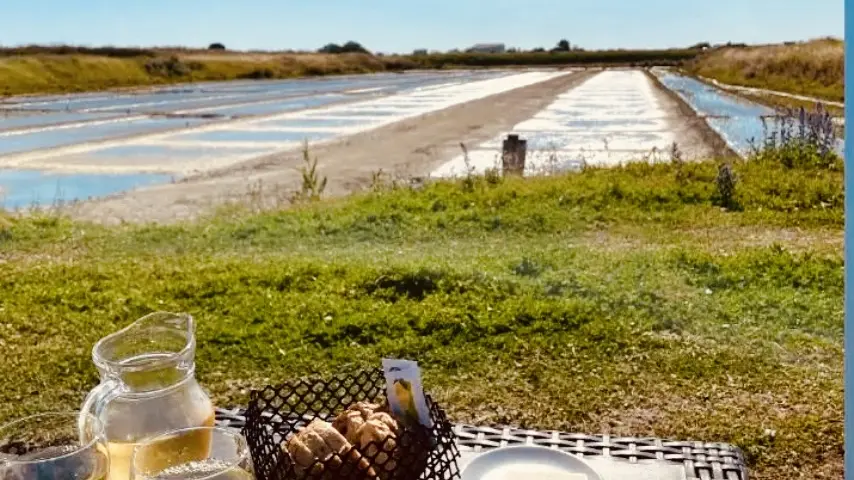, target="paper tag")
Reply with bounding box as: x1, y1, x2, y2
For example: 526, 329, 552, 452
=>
382, 358, 433, 428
